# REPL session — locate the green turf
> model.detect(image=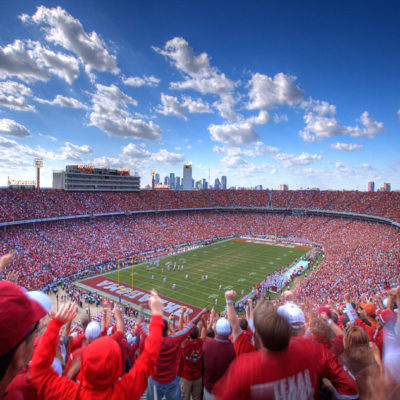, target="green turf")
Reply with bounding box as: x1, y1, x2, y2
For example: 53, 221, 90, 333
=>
104, 239, 309, 312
